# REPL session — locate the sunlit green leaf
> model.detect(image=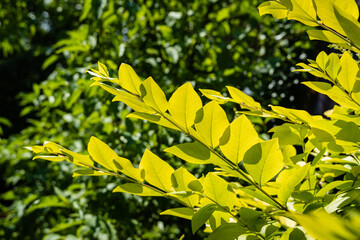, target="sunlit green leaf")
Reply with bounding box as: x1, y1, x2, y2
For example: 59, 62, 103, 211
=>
219, 115, 259, 165
277, 164, 310, 203
113, 183, 164, 197
191, 204, 217, 234
160, 207, 194, 220
139, 149, 174, 192
140, 77, 168, 113
88, 136, 118, 172
118, 63, 142, 95
164, 141, 225, 166
194, 101, 229, 148
168, 82, 202, 132
243, 139, 284, 186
